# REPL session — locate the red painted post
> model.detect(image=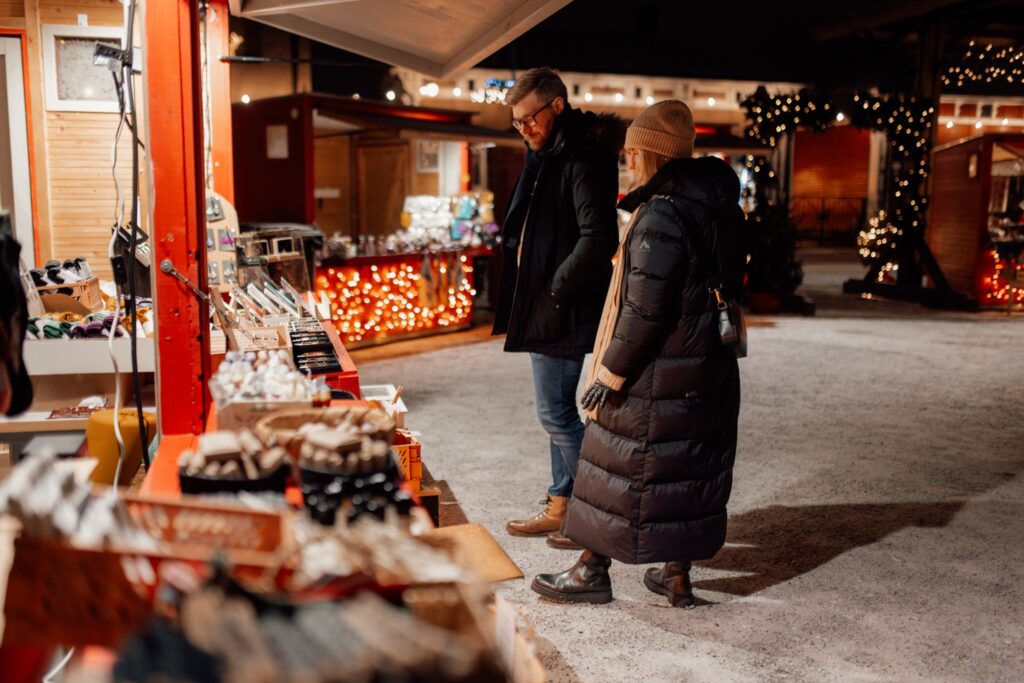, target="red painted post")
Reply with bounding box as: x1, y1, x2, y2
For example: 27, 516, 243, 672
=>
145, 0, 209, 435
207, 0, 235, 203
